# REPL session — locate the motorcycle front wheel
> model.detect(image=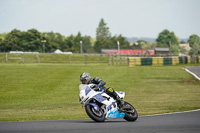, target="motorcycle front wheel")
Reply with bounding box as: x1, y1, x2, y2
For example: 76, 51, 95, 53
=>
85, 104, 105, 122
123, 101, 138, 121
